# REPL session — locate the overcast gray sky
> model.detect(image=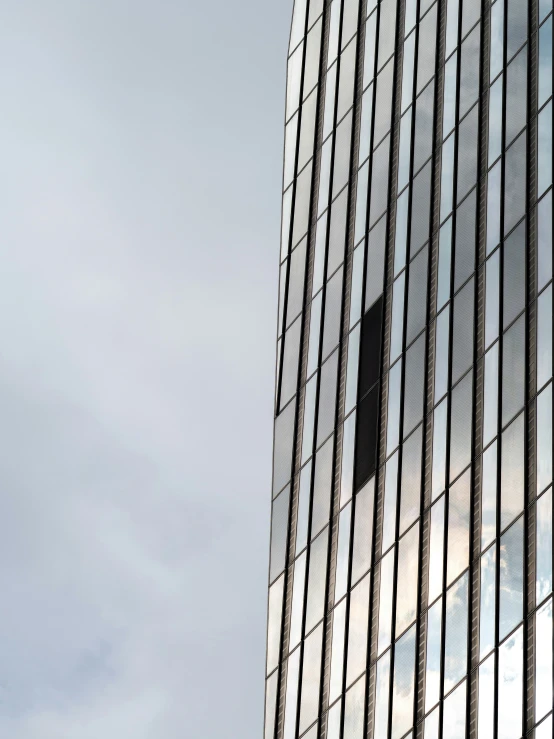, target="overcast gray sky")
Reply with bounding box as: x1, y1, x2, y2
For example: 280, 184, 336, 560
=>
0, 1, 290, 736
